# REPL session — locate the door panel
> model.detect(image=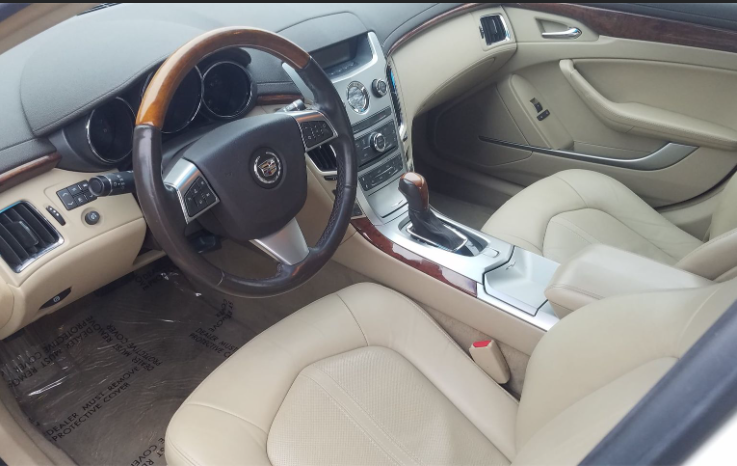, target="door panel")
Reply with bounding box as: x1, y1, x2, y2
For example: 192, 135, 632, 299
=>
426, 4, 737, 208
